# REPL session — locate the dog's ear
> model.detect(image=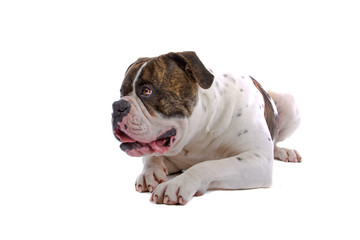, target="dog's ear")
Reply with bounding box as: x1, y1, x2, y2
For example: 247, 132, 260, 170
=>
167, 51, 214, 89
